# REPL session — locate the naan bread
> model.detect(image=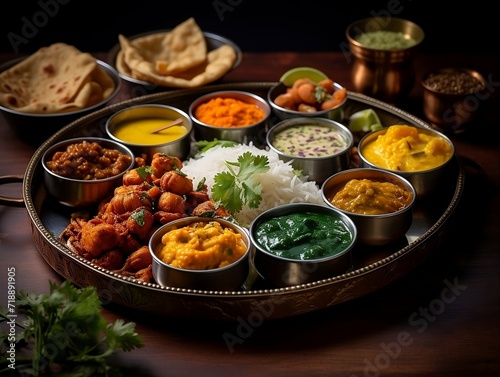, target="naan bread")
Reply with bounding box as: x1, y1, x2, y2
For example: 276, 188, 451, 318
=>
116, 18, 237, 88
0, 43, 115, 114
